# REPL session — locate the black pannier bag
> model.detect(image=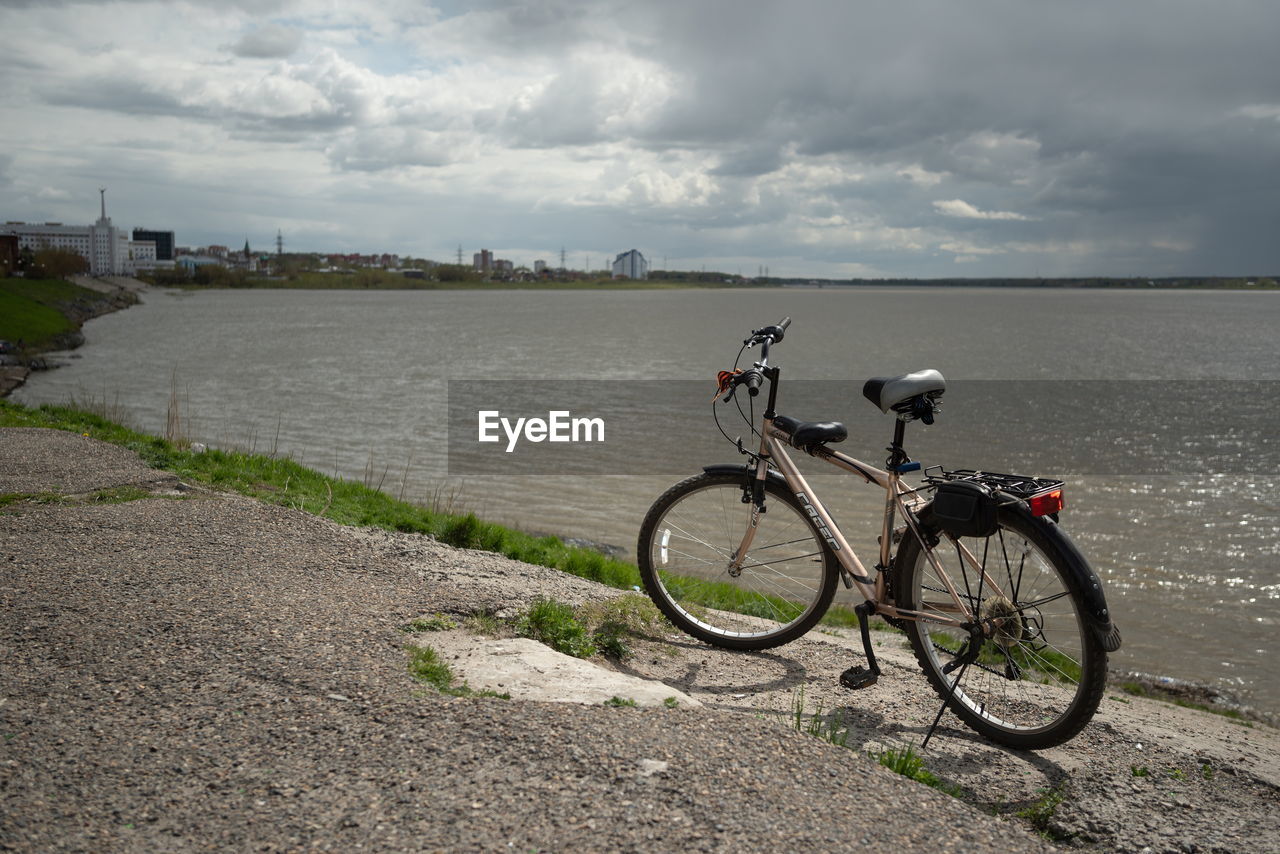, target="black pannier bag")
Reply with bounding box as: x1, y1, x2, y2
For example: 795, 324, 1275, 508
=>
931, 480, 999, 538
